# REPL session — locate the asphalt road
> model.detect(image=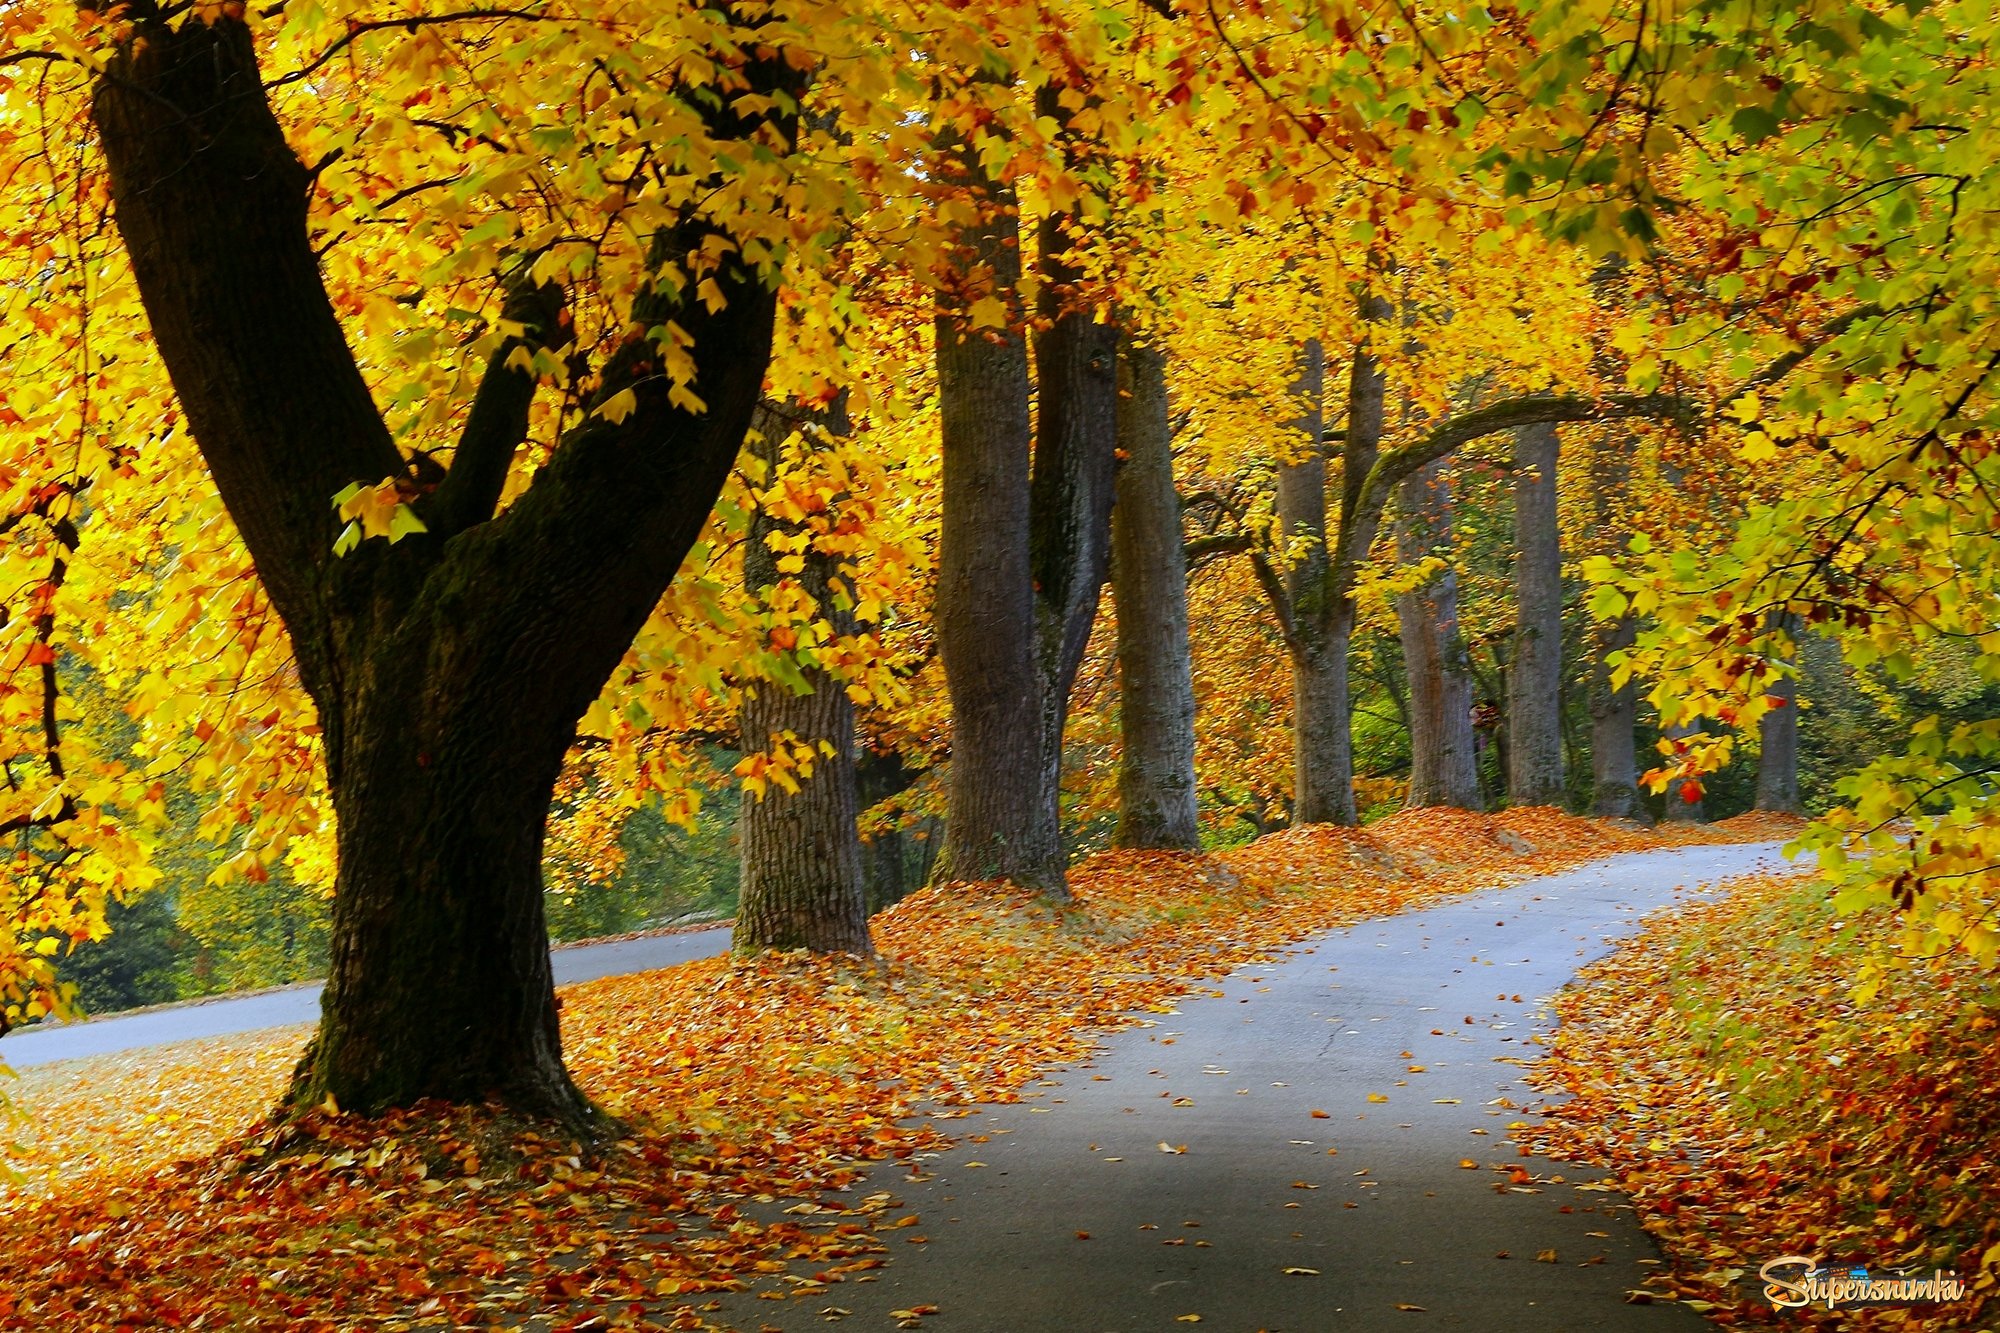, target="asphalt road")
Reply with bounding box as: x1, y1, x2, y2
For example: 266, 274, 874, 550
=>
703, 840, 1789, 1332
0, 925, 735, 1069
